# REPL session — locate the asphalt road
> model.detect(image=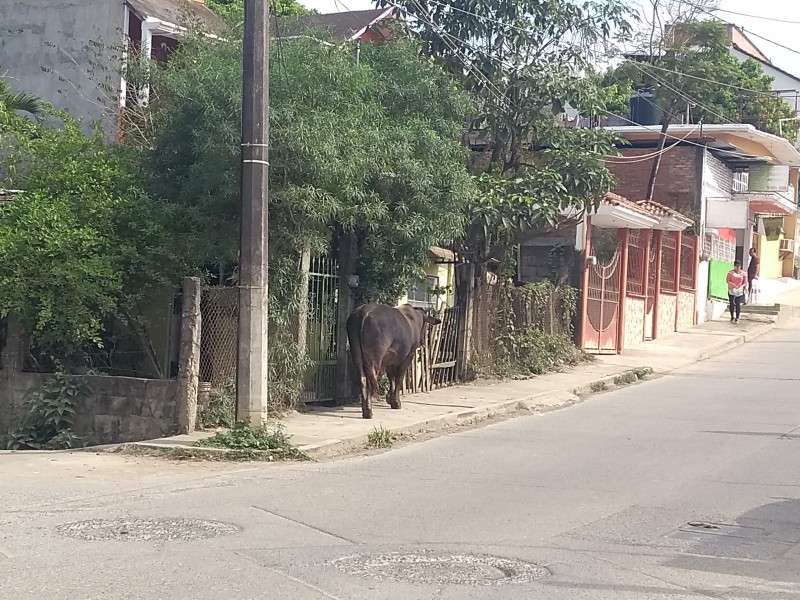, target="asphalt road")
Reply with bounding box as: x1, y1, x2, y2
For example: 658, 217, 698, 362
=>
2, 320, 800, 599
